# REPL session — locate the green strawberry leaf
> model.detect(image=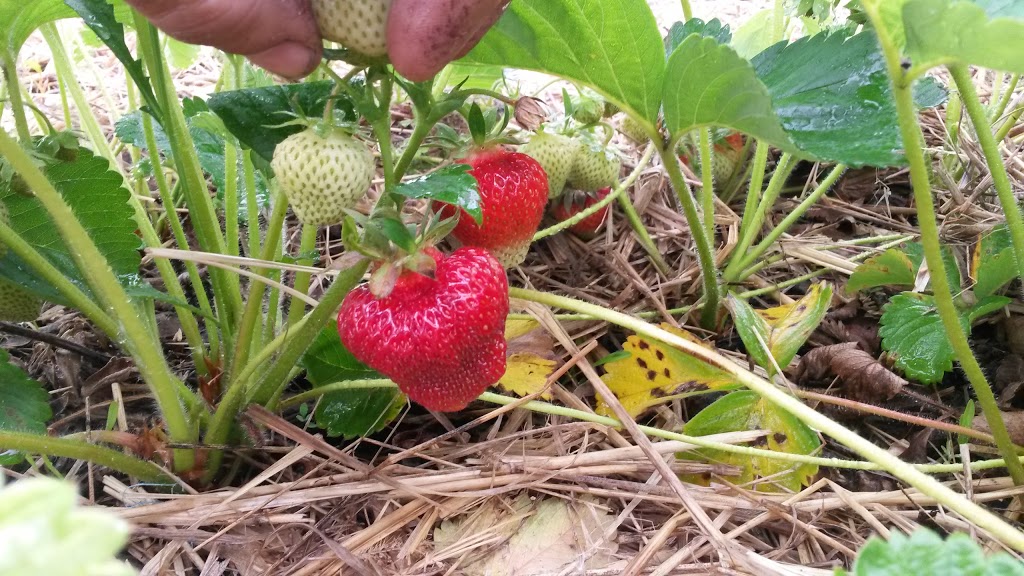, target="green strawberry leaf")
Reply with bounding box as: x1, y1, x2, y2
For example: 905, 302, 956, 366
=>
665, 18, 732, 56
394, 165, 482, 224
848, 248, 918, 293
680, 390, 820, 492
730, 8, 777, 59
726, 282, 833, 374
116, 103, 271, 220
753, 30, 917, 167
971, 224, 1019, 298
662, 35, 799, 156
0, 349, 52, 435
903, 0, 1024, 75
464, 0, 666, 124
65, 0, 162, 122
847, 529, 1024, 576
206, 81, 351, 161
903, 242, 963, 292
1, 0, 127, 56
300, 322, 405, 439
879, 293, 1010, 384
0, 147, 142, 288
